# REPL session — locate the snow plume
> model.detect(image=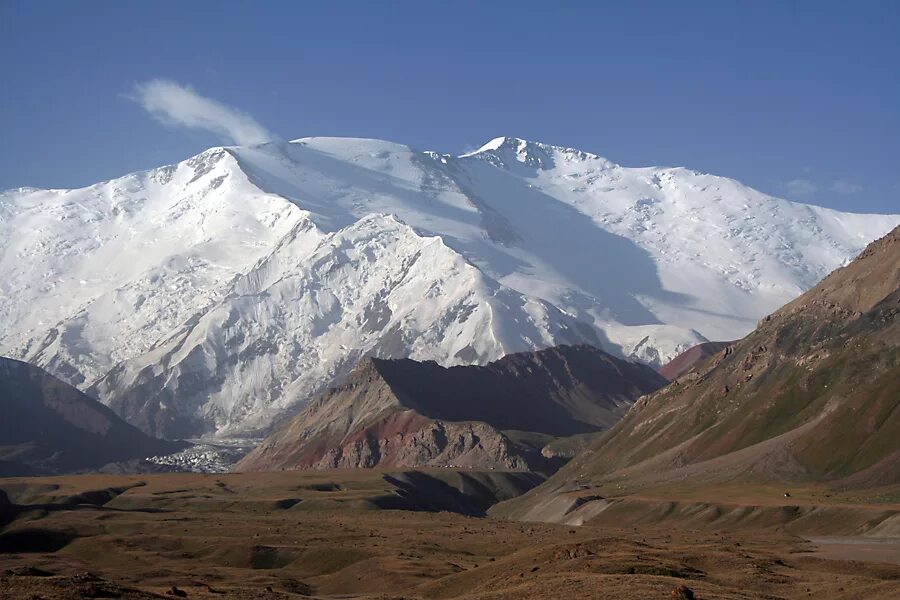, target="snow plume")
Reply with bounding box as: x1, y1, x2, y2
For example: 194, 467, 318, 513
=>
130, 79, 274, 145
784, 178, 817, 198
832, 179, 863, 195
